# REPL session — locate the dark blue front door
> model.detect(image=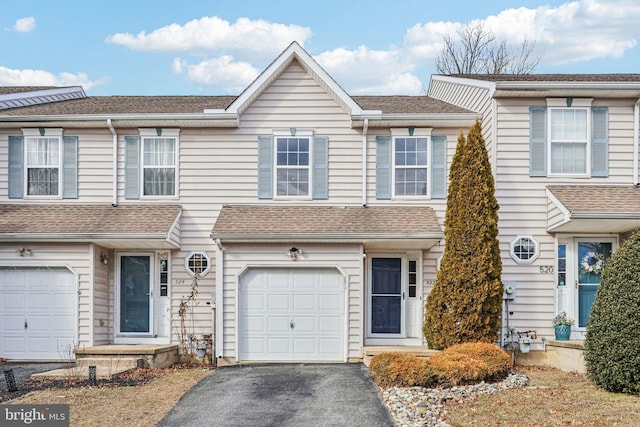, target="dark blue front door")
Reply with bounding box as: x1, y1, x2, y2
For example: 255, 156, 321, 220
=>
371, 258, 402, 334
